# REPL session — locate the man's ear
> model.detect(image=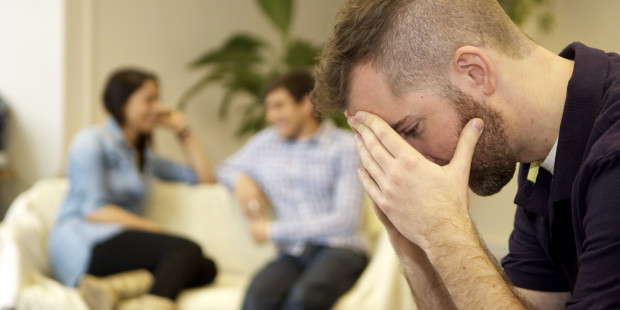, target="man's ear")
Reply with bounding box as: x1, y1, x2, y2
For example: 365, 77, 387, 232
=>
449, 46, 496, 96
